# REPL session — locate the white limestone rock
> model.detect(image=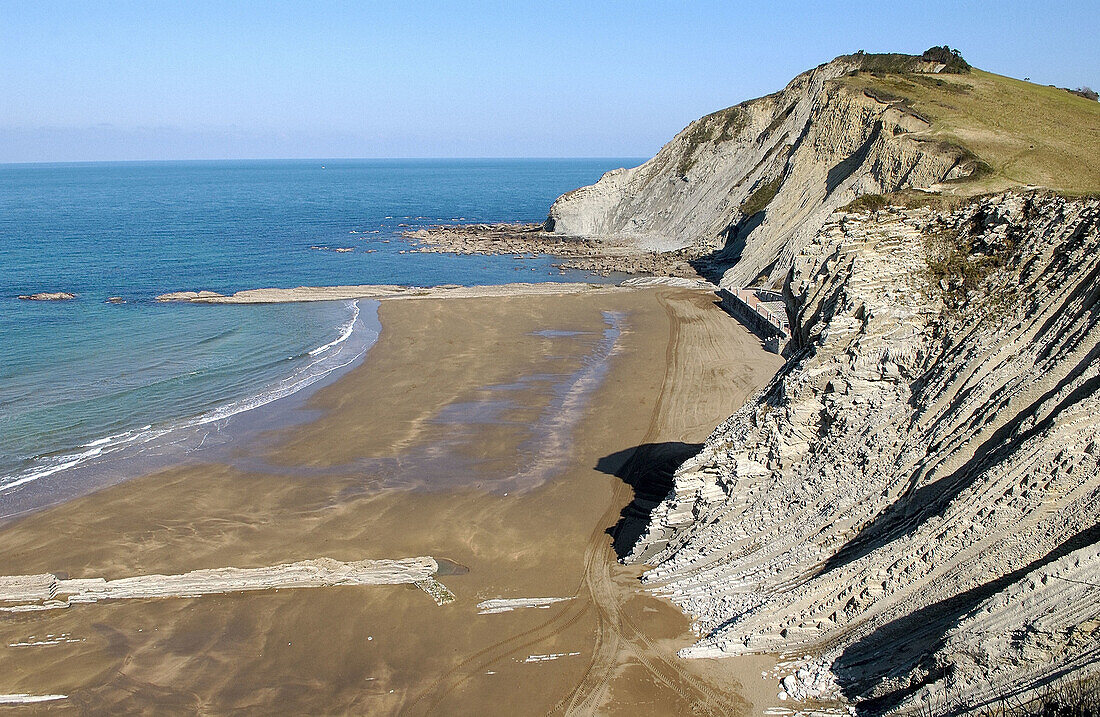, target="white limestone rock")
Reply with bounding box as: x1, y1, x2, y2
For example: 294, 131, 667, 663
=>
627, 193, 1100, 712
546, 54, 974, 290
